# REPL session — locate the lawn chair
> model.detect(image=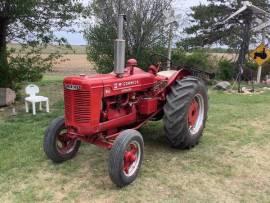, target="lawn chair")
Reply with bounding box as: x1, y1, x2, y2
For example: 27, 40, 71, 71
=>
25, 84, 49, 115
